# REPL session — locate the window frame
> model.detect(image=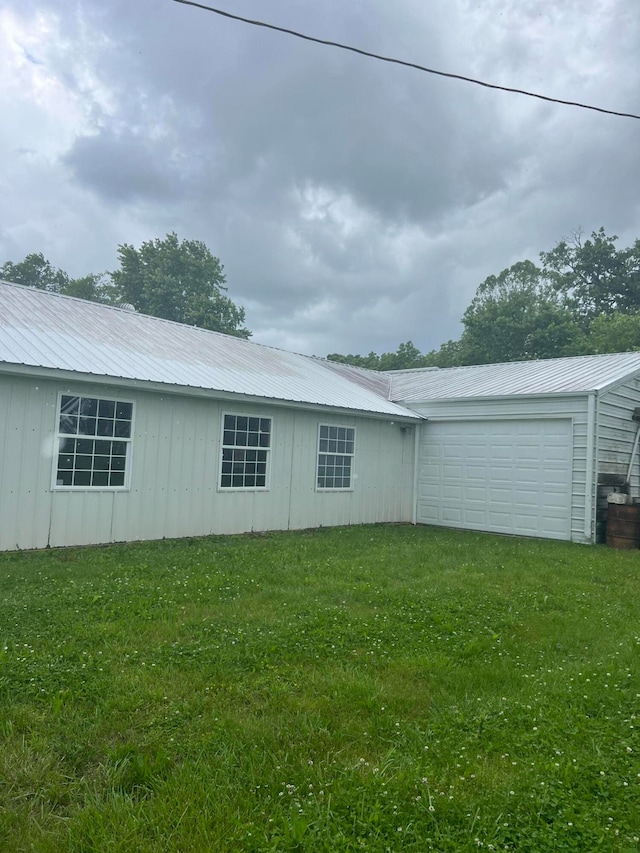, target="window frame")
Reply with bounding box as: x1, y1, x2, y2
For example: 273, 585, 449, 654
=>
51, 392, 134, 491
218, 412, 272, 491
316, 423, 356, 491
